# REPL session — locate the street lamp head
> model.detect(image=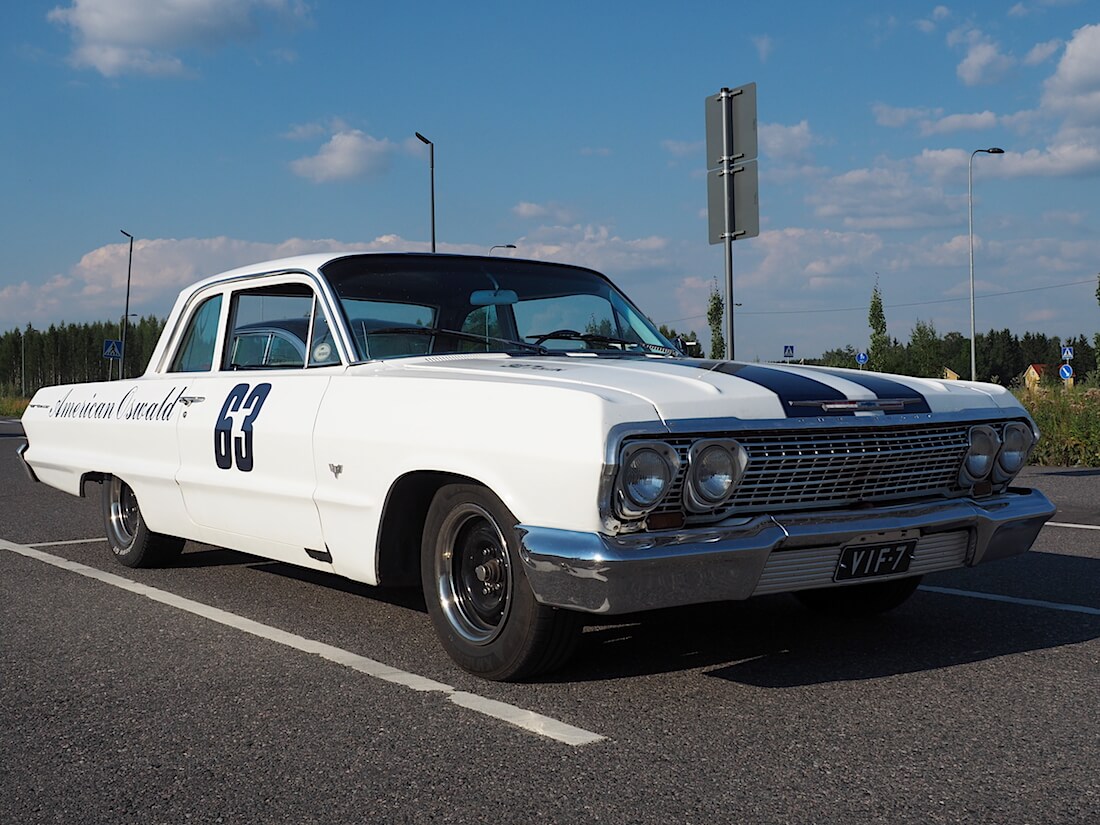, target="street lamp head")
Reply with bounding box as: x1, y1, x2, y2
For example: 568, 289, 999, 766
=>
986, 147, 1005, 154
120, 229, 133, 239
415, 132, 431, 146
489, 244, 516, 254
